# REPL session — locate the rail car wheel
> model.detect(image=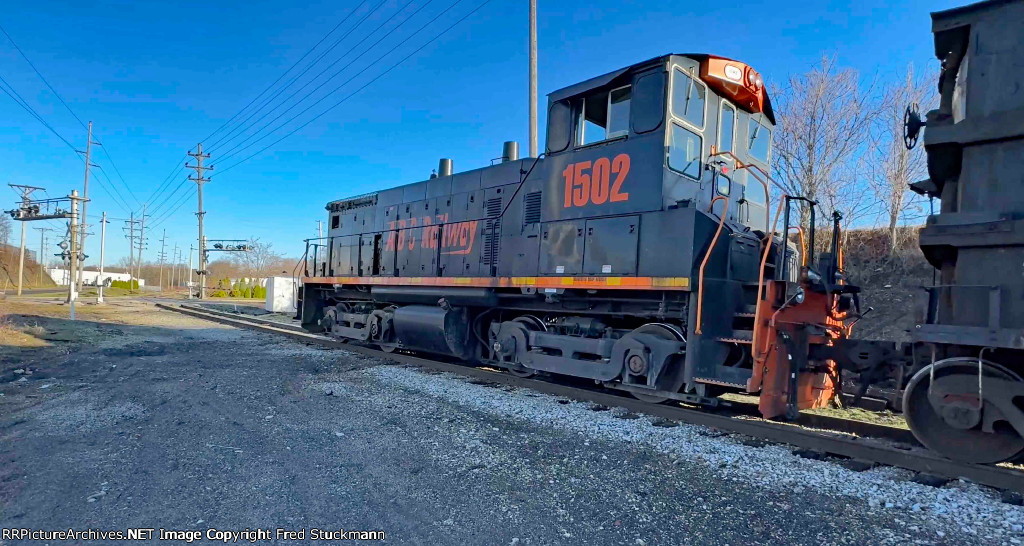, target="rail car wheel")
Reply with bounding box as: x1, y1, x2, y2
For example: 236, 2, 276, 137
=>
628, 323, 685, 404
904, 358, 1024, 464
502, 316, 545, 378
